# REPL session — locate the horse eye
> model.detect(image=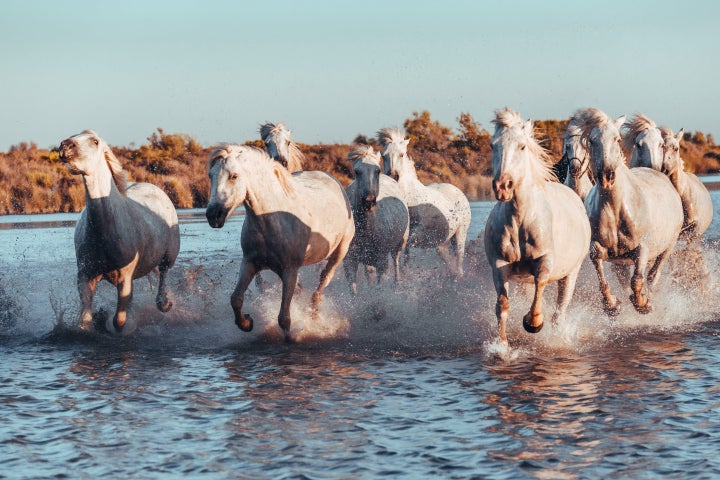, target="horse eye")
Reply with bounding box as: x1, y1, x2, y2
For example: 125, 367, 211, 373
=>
520, 144, 526, 151
92, 138, 99, 146
229, 173, 239, 182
